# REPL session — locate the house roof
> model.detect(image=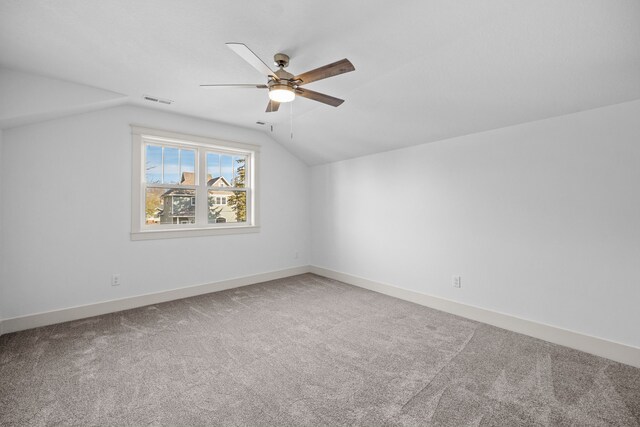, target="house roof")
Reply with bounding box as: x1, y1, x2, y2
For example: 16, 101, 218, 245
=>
162, 174, 230, 197
207, 176, 231, 187
161, 188, 194, 197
